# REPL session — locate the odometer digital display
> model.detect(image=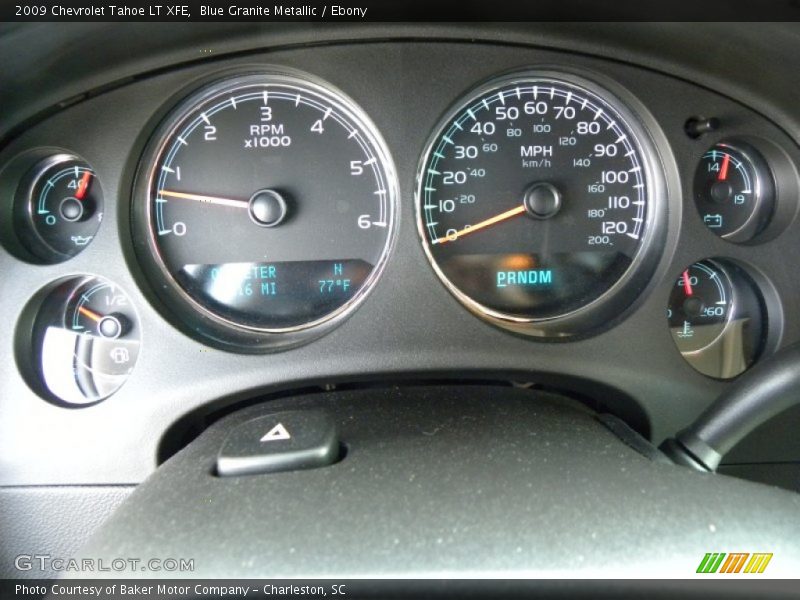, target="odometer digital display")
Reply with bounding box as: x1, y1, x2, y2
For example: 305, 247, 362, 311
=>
133, 71, 397, 350
417, 71, 666, 337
